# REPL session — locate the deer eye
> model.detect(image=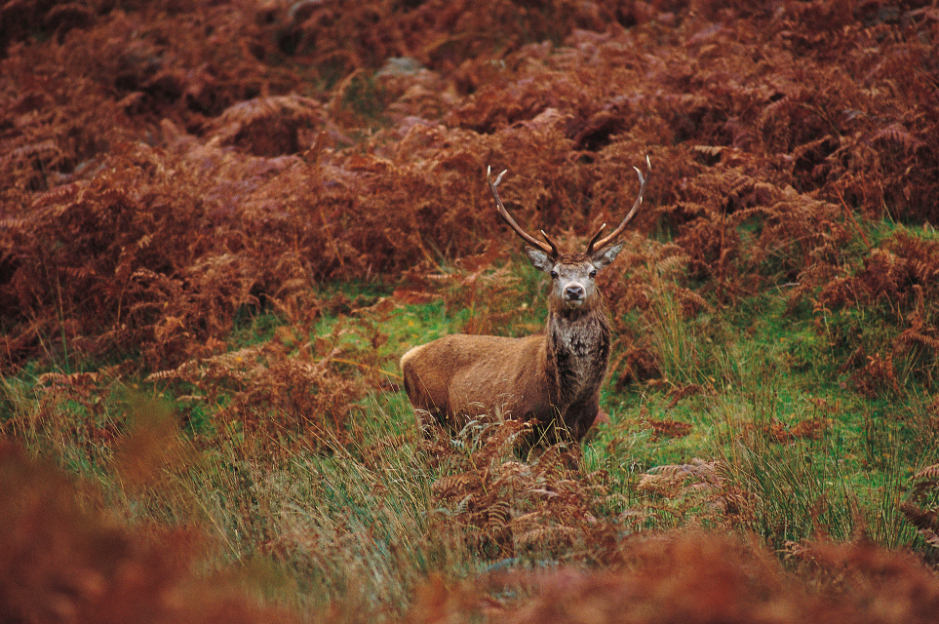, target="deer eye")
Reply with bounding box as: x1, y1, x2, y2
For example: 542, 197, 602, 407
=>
550, 270, 559, 279
589, 269, 598, 278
